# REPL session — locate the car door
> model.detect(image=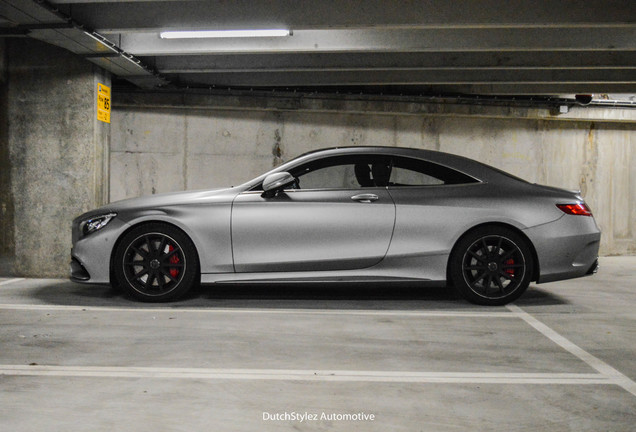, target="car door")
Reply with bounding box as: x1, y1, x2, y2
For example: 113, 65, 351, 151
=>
231, 154, 396, 273
384, 155, 483, 260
